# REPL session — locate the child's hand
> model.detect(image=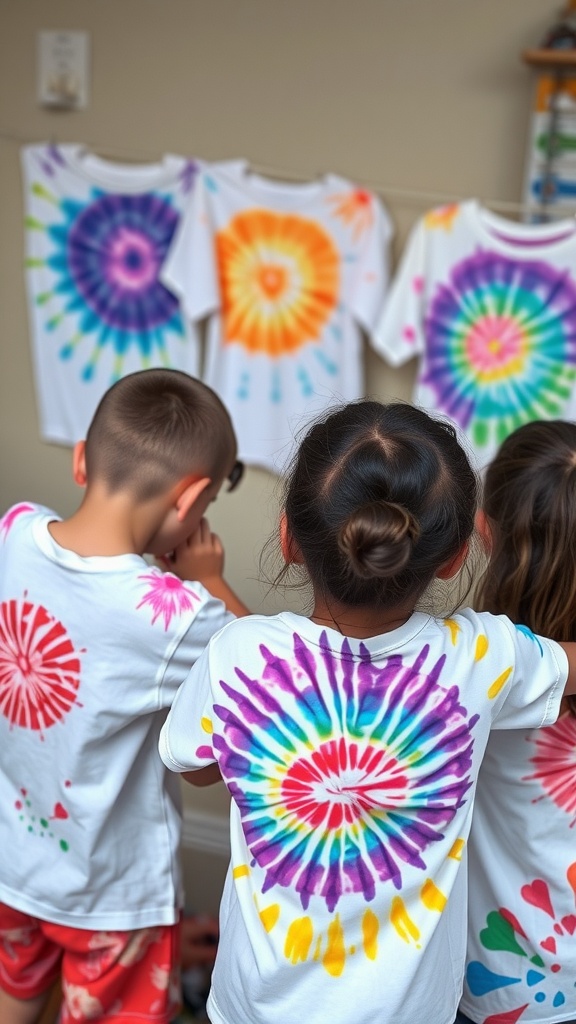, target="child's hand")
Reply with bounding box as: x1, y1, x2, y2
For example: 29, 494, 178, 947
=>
167, 518, 225, 584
